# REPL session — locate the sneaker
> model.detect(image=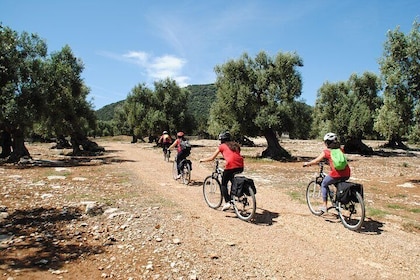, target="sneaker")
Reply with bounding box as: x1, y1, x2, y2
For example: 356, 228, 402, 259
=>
221, 202, 231, 211
176, 174, 181, 179
319, 206, 327, 214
